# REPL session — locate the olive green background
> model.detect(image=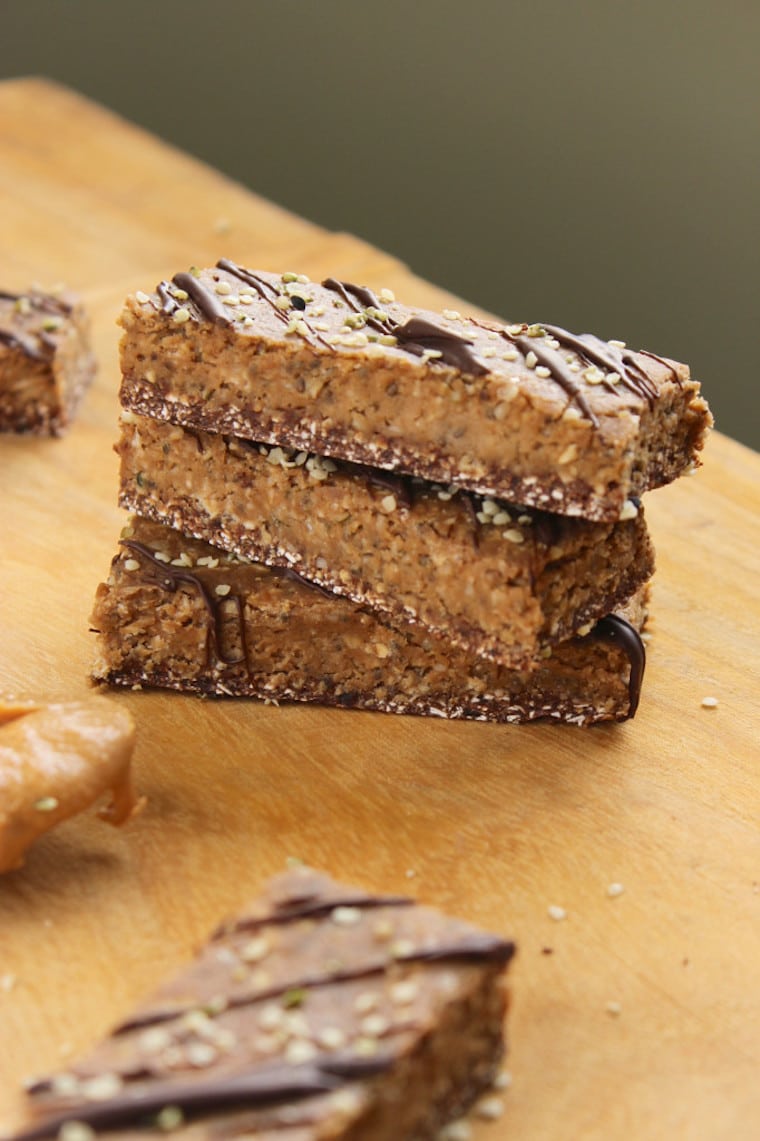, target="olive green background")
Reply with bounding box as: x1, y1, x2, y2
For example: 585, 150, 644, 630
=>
2, 0, 757, 449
